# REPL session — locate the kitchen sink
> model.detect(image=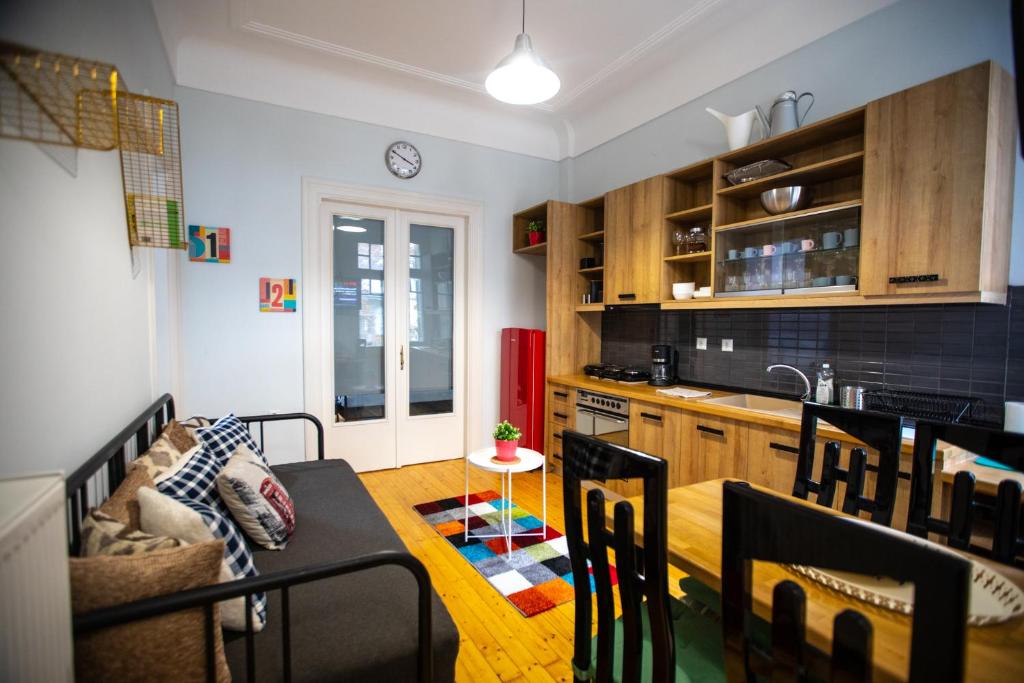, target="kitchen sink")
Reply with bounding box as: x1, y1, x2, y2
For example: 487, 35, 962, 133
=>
700, 394, 804, 419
